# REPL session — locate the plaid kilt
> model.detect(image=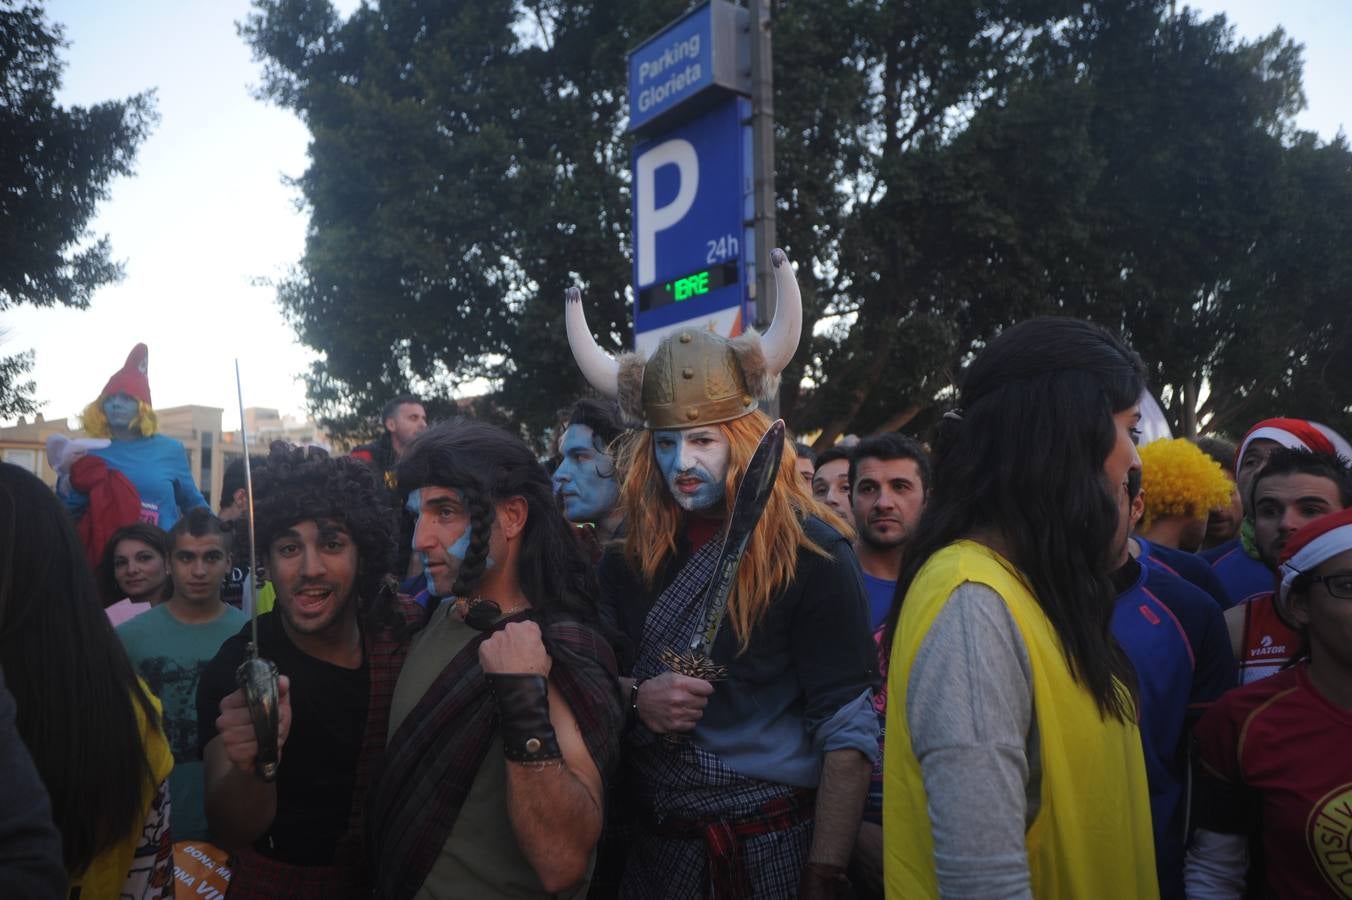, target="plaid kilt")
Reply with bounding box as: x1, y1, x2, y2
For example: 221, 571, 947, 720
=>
619, 542, 814, 899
